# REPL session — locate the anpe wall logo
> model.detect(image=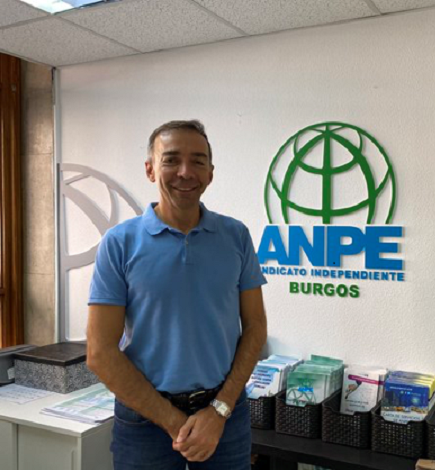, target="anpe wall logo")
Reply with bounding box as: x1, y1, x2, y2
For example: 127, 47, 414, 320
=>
257, 122, 404, 299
